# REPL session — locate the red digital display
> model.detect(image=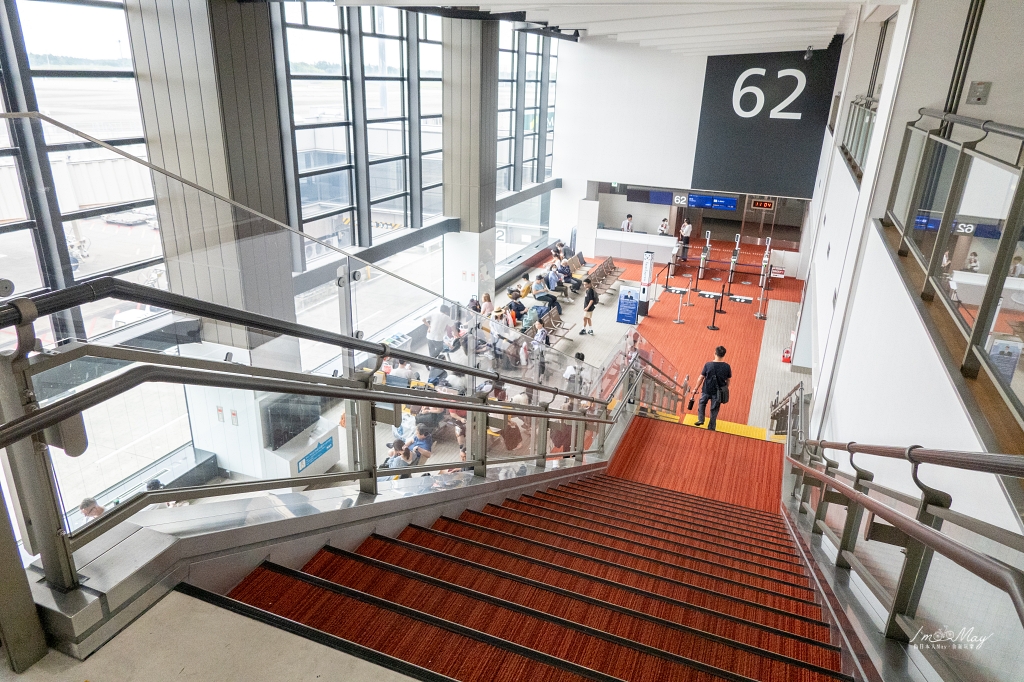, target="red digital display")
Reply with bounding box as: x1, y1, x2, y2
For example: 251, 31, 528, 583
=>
751, 200, 774, 210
